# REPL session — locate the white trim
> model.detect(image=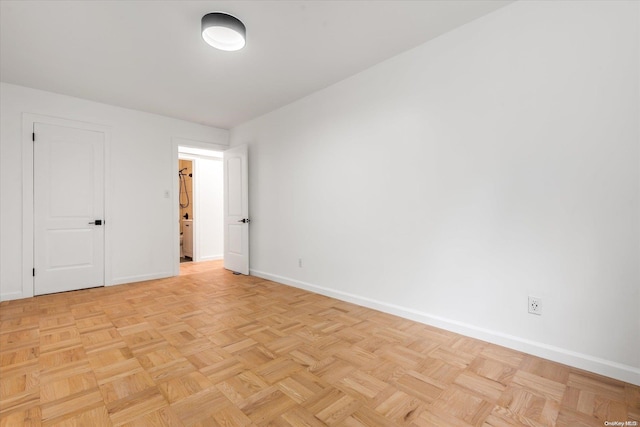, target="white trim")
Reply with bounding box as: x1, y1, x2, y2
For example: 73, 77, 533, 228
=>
172, 142, 180, 276
174, 137, 228, 152
21, 114, 112, 300
180, 153, 224, 161
250, 268, 640, 386
103, 122, 112, 287
110, 272, 173, 286
21, 116, 34, 299
179, 146, 223, 159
